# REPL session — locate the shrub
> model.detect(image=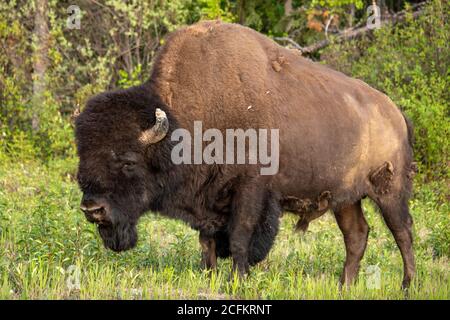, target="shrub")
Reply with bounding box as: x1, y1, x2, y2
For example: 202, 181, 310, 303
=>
322, 0, 449, 181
